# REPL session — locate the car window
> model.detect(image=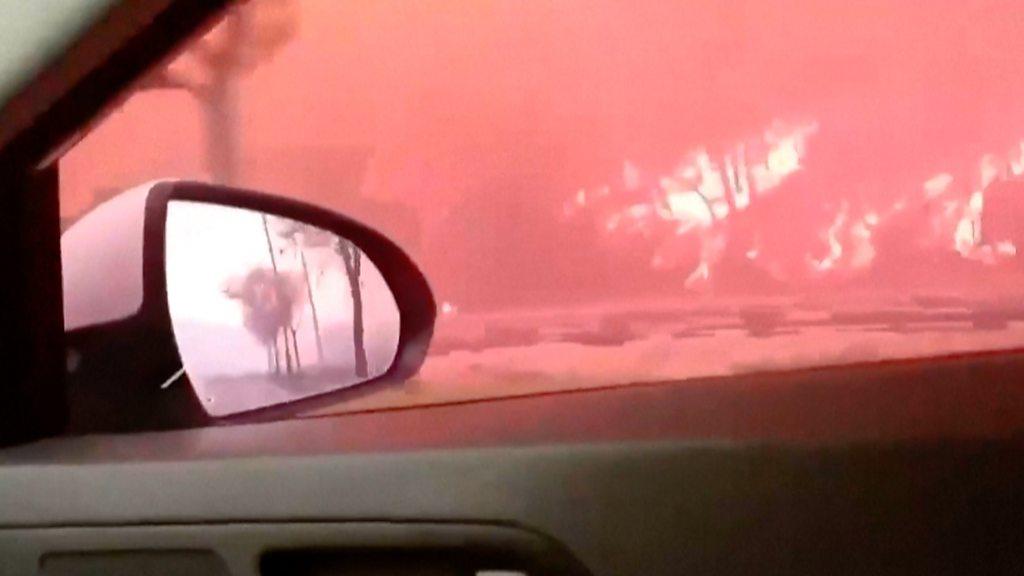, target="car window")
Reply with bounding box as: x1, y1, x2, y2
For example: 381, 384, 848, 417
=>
0, 0, 119, 148
0, 1, 113, 103
62, 0, 1024, 416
